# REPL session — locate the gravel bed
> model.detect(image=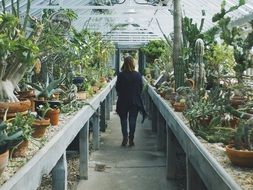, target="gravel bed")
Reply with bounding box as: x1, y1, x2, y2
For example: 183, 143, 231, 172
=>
171, 102, 253, 190
0, 113, 76, 187
199, 139, 253, 190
